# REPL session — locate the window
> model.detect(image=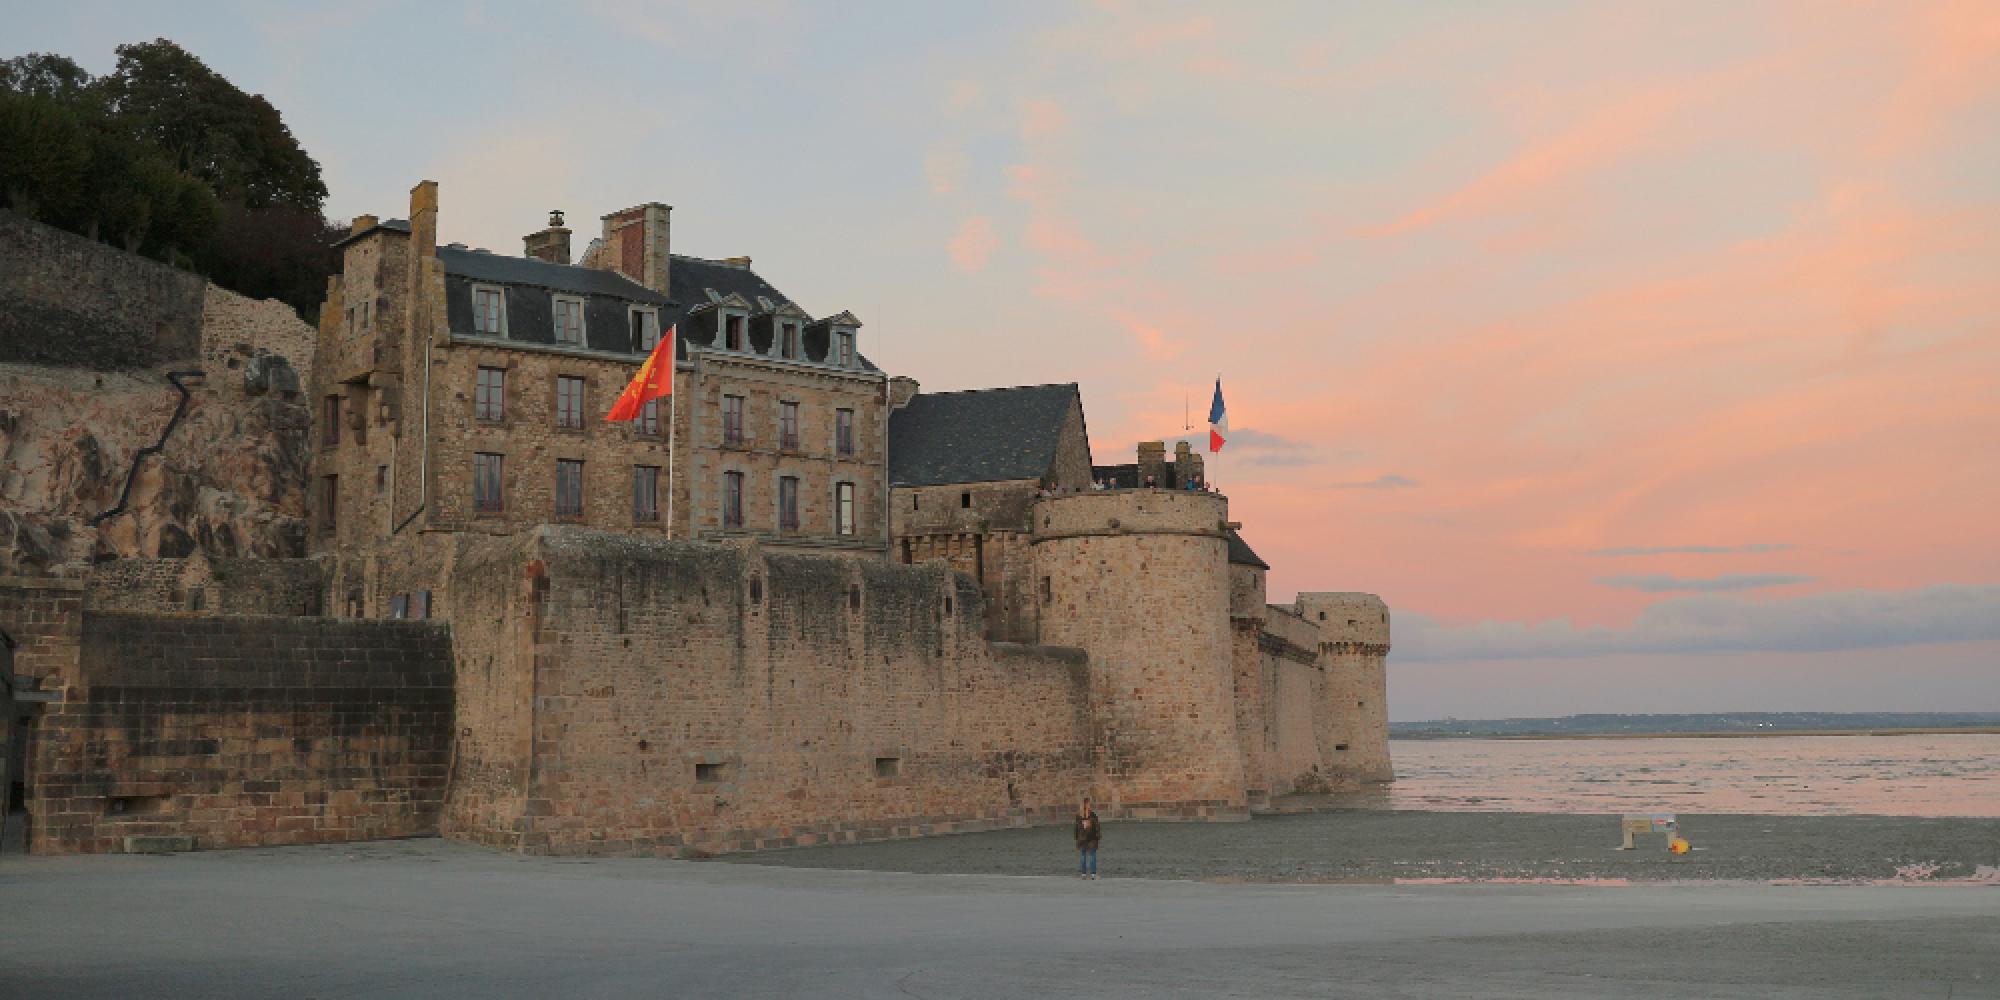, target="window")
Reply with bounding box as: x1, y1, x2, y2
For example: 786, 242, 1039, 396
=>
319, 475, 337, 532
376, 465, 387, 494
836, 482, 855, 536
633, 465, 660, 522
722, 394, 744, 445
723, 471, 744, 528
835, 409, 854, 456
1041, 577, 1052, 603
555, 460, 584, 519
473, 286, 505, 335
640, 398, 662, 436
474, 453, 504, 512
475, 366, 506, 422
835, 329, 855, 367
961, 492, 971, 509
781, 322, 799, 359
725, 314, 745, 351
780, 401, 799, 450
631, 307, 660, 352
874, 757, 901, 779
322, 395, 341, 448
778, 476, 799, 532
556, 376, 585, 429
359, 300, 371, 331
553, 296, 584, 345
